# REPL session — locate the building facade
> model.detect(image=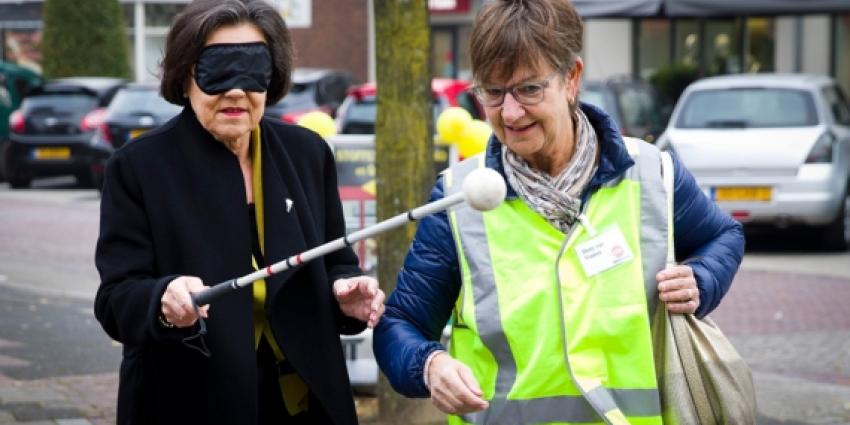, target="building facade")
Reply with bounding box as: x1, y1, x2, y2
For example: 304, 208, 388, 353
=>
1, 0, 849, 93
584, 14, 850, 93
